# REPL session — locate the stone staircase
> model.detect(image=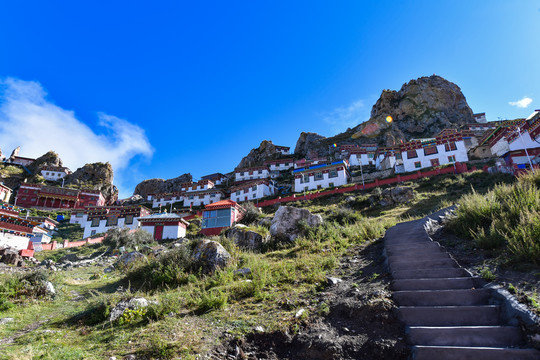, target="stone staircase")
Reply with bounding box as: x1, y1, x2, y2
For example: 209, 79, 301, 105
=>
384, 212, 540, 360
